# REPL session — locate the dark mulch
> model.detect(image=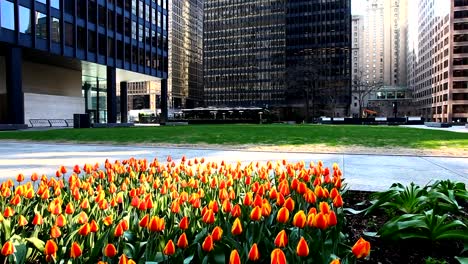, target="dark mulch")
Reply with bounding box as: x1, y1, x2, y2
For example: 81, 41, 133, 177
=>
345, 191, 466, 264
